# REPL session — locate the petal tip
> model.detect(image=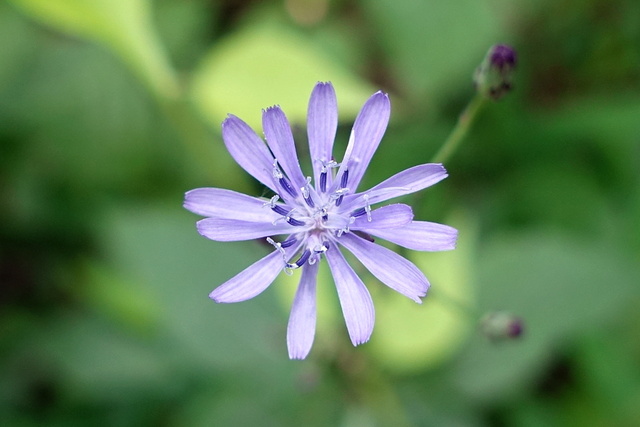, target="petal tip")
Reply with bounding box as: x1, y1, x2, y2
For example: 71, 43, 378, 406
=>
287, 349, 310, 360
